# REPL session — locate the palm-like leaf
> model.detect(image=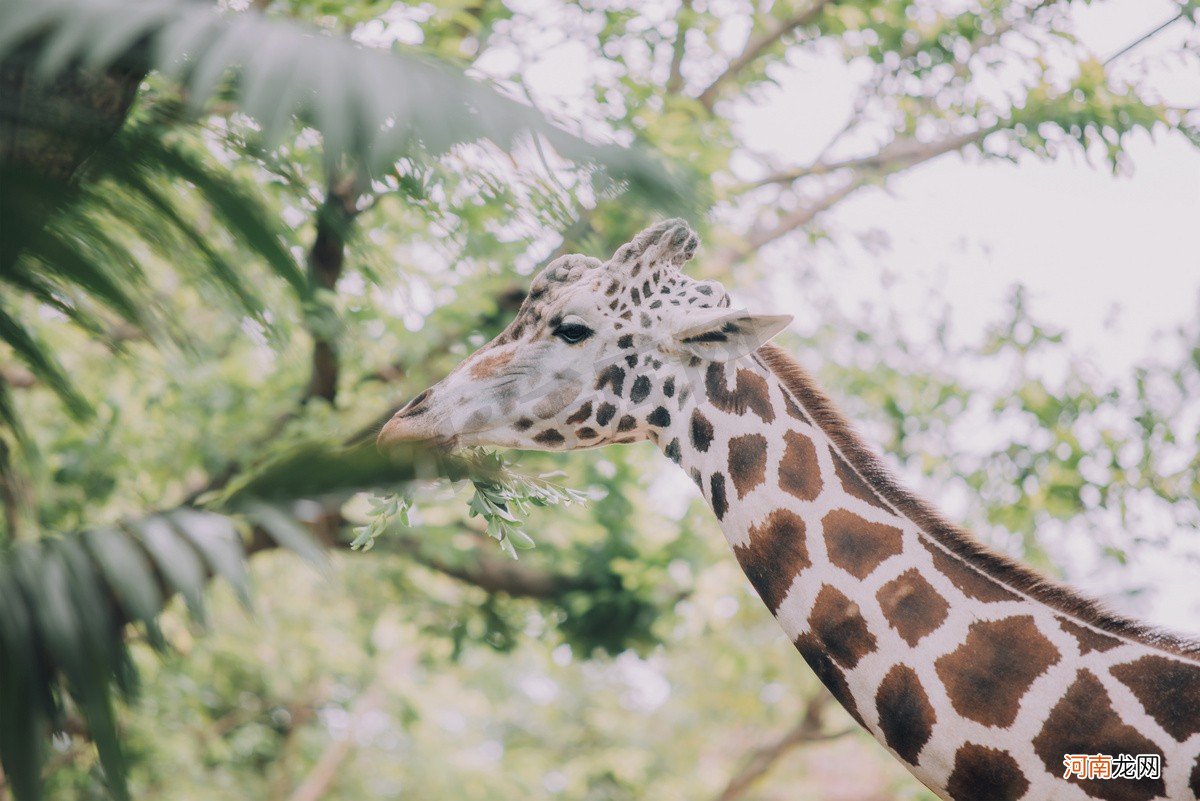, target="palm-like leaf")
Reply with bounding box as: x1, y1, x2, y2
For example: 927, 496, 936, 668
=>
0, 0, 689, 431
0, 507, 316, 801
0, 442, 527, 800
0, 120, 304, 428
0, 0, 683, 221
